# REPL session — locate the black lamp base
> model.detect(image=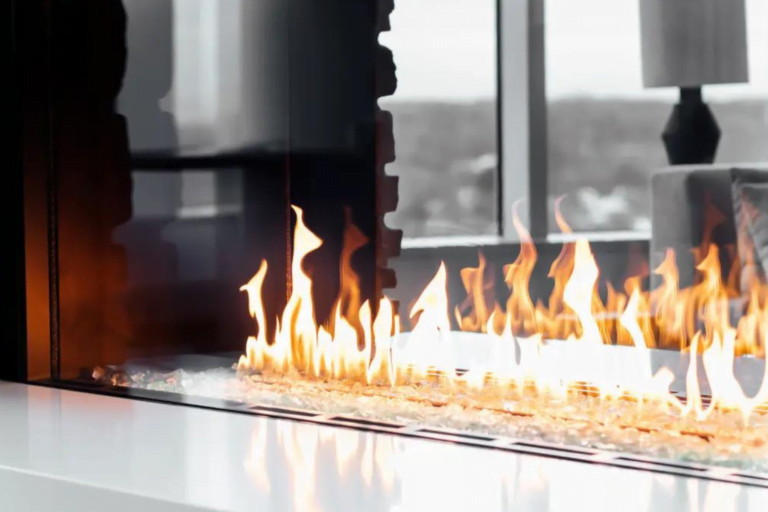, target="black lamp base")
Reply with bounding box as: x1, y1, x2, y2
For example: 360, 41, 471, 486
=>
662, 87, 721, 165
